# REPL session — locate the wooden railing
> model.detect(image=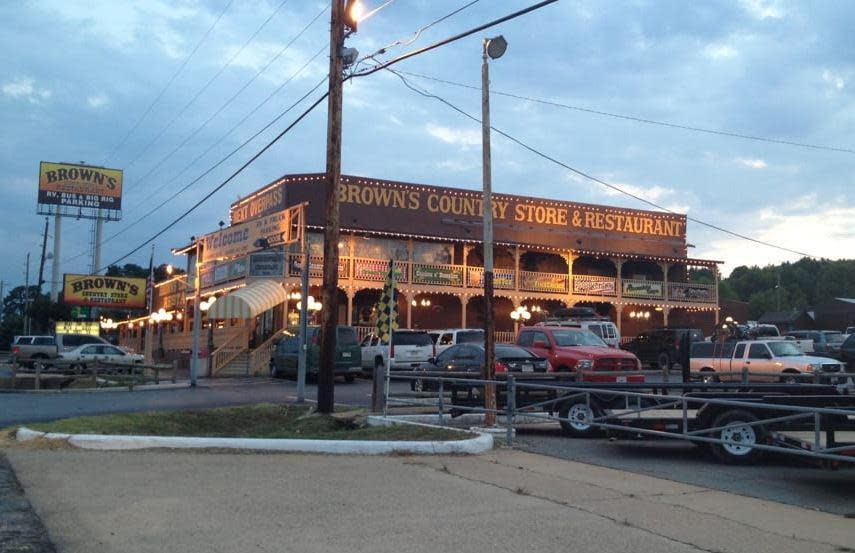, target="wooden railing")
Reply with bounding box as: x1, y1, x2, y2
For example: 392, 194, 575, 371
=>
248, 333, 280, 376
211, 331, 247, 376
